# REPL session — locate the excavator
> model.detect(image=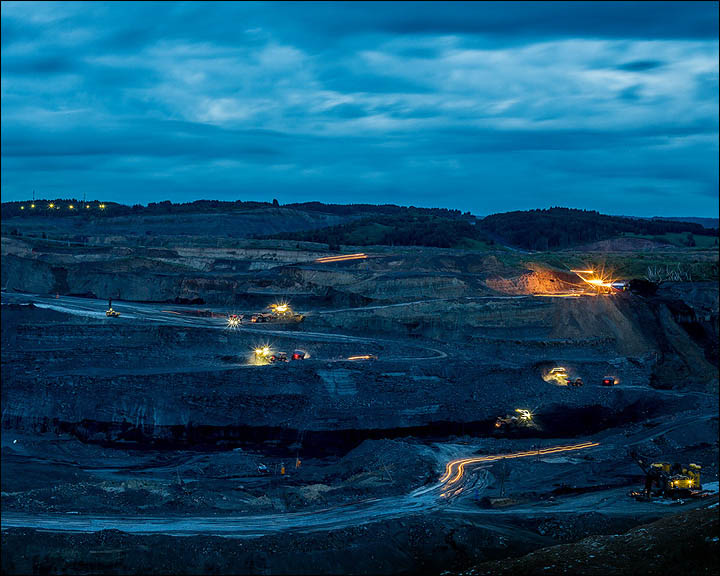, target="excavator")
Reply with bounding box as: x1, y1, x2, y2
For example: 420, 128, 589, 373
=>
629, 451, 703, 500
105, 298, 120, 318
